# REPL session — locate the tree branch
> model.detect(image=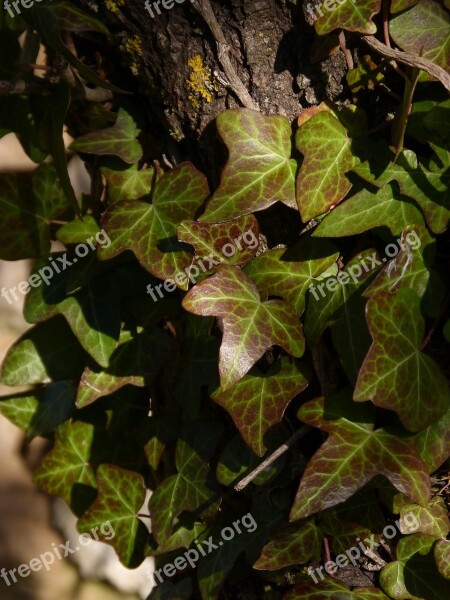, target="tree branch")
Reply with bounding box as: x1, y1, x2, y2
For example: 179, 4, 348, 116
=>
363, 35, 450, 93
234, 426, 309, 492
